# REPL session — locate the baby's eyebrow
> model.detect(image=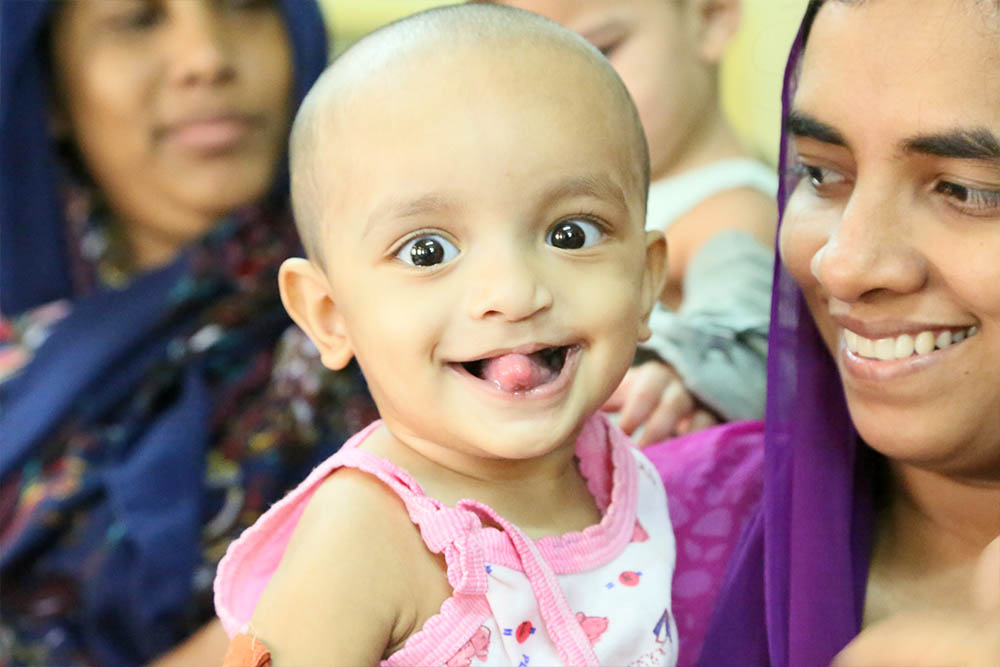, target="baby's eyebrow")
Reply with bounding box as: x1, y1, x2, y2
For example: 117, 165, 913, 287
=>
363, 194, 462, 239
900, 128, 1000, 162
541, 174, 629, 212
